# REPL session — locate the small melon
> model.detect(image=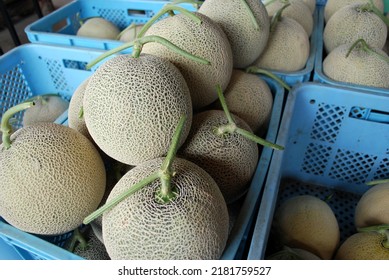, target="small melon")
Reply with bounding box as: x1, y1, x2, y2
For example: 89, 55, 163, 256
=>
212, 69, 273, 133
273, 195, 340, 260
0, 122, 106, 235
265, 0, 314, 36
141, 12, 233, 110
118, 23, 145, 42
252, 16, 310, 72
83, 54, 193, 165
102, 157, 229, 260
22, 94, 69, 126
355, 183, 389, 228
76, 17, 120, 40
68, 78, 92, 141
323, 4, 387, 53
179, 110, 259, 204
323, 42, 389, 89
198, 0, 270, 68
335, 231, 389, 260
324, 0, 384, 23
